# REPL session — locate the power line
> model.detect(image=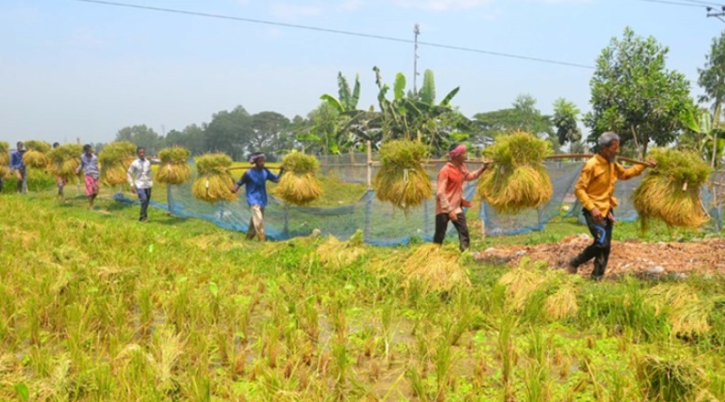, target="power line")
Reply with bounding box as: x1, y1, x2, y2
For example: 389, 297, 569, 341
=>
72, 0, 594, 70
679, 0, 725, 7
634, 0, 709, 7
